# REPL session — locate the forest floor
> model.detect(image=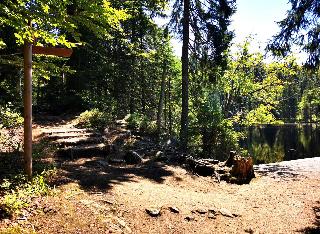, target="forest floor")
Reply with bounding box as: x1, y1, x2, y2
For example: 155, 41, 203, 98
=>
0, 117, 320, 234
